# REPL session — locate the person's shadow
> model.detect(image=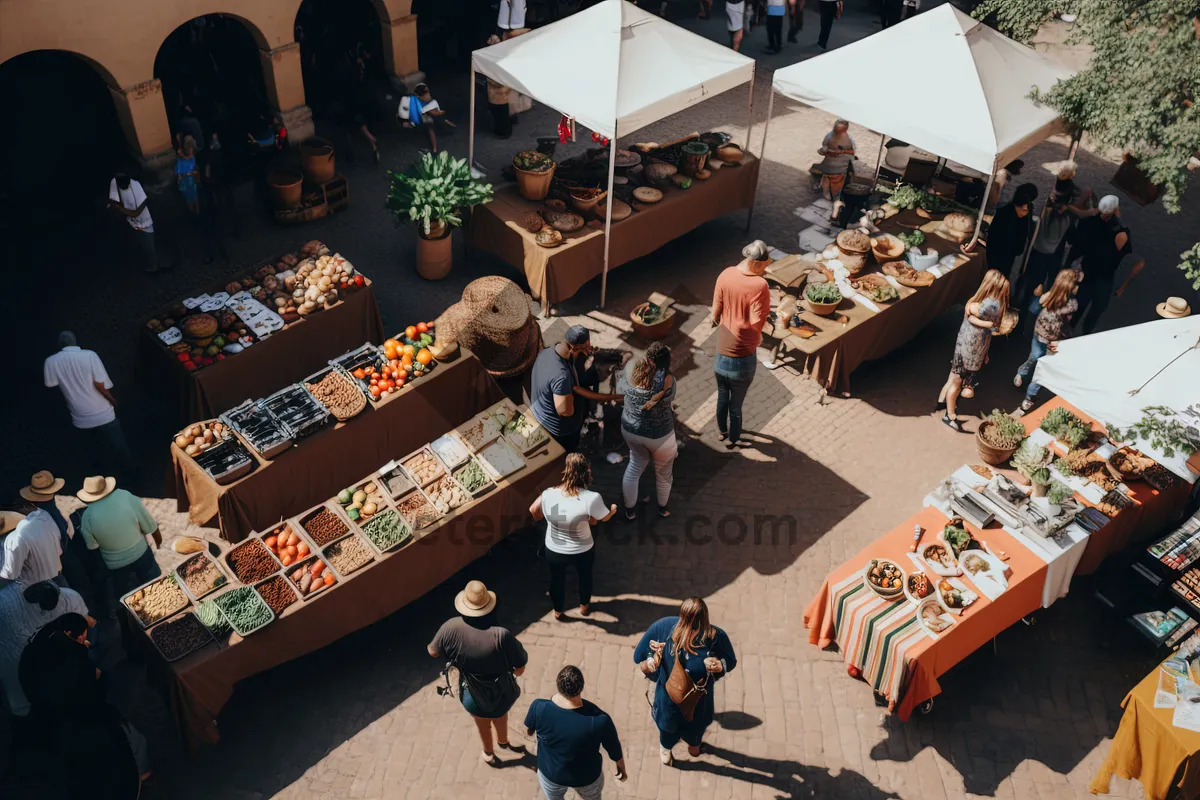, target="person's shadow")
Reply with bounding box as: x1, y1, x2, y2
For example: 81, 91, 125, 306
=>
675, 743, 902, 799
